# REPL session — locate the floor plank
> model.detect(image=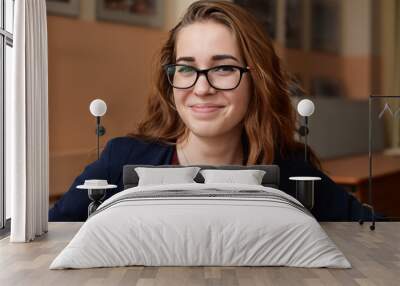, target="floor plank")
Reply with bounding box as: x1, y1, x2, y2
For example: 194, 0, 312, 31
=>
0, 222, 399, 286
